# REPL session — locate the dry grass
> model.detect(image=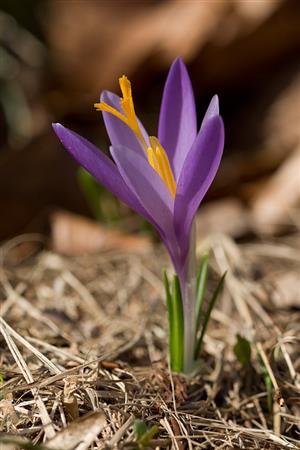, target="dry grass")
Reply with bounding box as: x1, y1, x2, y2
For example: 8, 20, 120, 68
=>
0, 231, 300, 449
